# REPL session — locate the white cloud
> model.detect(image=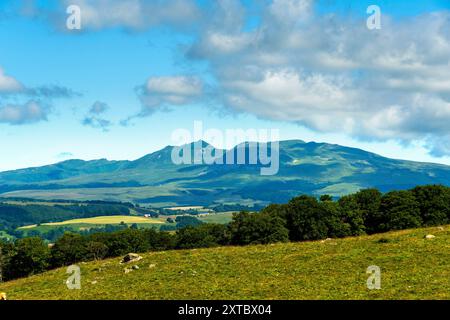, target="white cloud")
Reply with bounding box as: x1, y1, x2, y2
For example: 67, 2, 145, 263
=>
0, 68, 23, 92
0, 100, 49, 125
61, 0, 200, 30
139, 76, 203, 113
183, 1, 450, 156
